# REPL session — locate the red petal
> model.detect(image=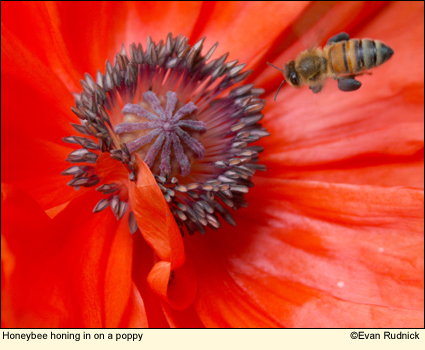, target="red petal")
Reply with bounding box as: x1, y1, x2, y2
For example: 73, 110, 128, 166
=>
147, 260, 197, 311
132, 232, 171, 328
51, 191, 133, 327
1, 183, 61, 326
95, 153, 129, 184
166, 260, 197, 310
1, 184, 137, 327
45, 201, 71, 219
117, 283, 149, 328
129, 155, 184, 267
194, 2, 309, 68
123, 2, 204, 48
275, 157, 424, 189
147, 261, 171, 302
103, 213, 135, 328
160, 303, 205, 328
1, 2, 81, 91
1, 25, 87, 209
43, 2, 204, 82
128, 155, 198, 310
188, 180, 424, 327
1, 183, 53, 254
263, 121, 423, 166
